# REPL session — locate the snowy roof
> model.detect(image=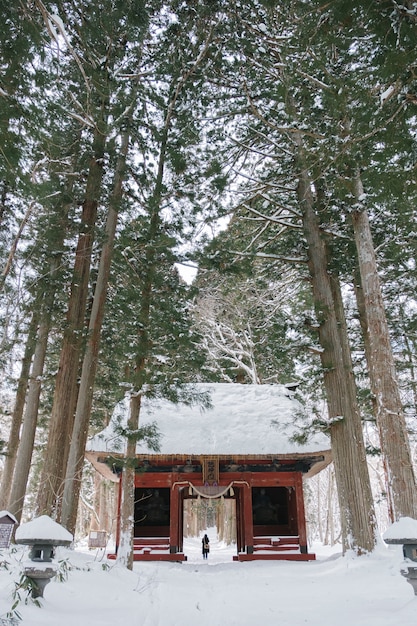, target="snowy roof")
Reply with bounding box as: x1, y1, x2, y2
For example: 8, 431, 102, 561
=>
87, 383, 330, 465
0, 510, 17, 524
